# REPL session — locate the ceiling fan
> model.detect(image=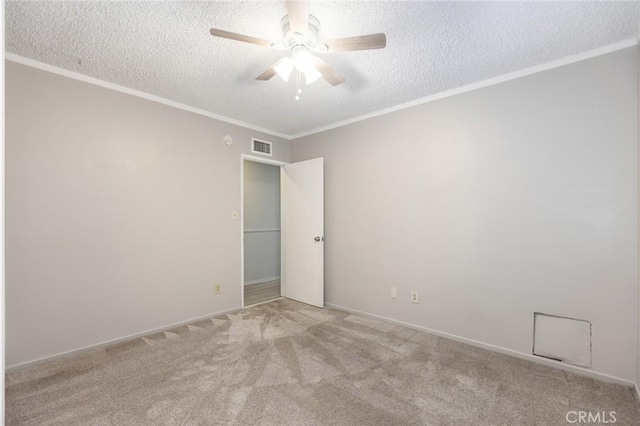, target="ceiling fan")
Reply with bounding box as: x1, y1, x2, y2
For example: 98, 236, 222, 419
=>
209, 0, 386, 96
